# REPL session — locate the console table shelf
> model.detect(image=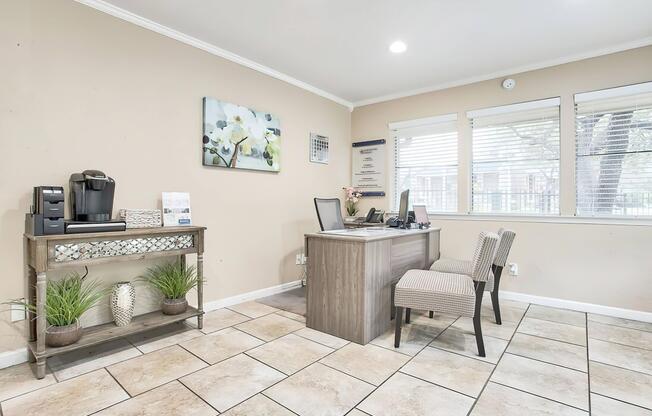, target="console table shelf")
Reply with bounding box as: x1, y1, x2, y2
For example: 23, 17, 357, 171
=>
28, 307, 201, 359
23, 226, 206, 379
